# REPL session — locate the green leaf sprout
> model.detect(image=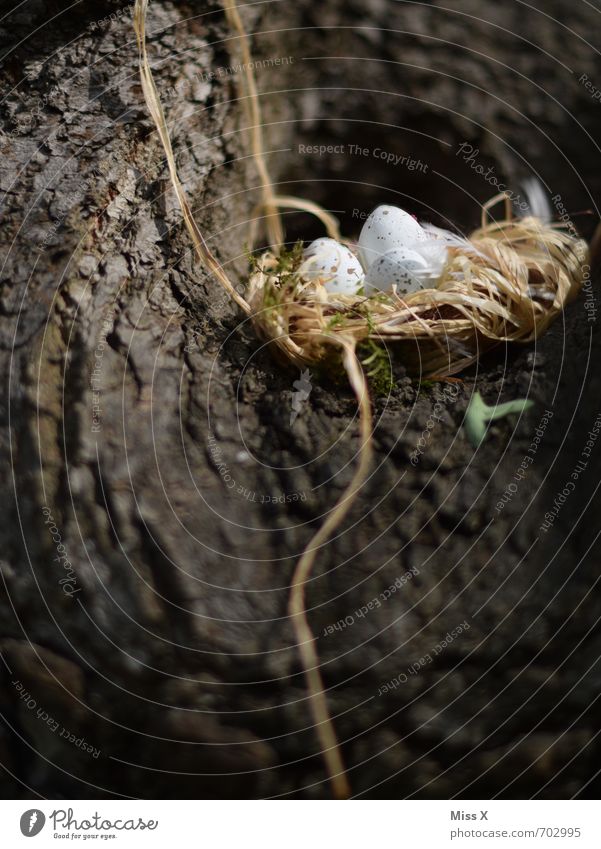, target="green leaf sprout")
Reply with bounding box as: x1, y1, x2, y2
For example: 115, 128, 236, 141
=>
465, 391, 533, 447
